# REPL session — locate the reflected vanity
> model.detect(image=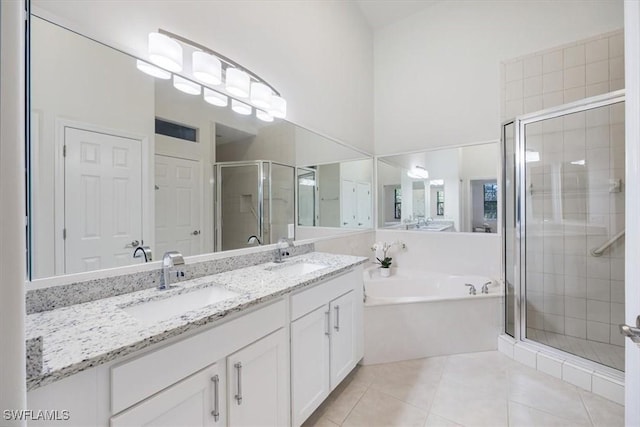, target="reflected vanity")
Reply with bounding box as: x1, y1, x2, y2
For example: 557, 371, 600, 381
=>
377, 142, 499, 233
29, 15, 373, 280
